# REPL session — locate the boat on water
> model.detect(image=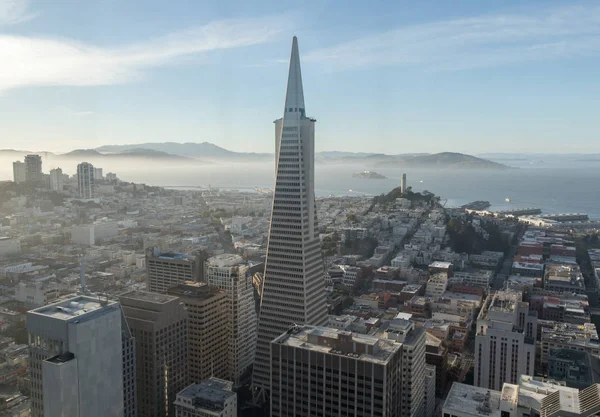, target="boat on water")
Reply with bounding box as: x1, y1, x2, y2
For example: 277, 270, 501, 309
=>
505, 198, 511, 203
